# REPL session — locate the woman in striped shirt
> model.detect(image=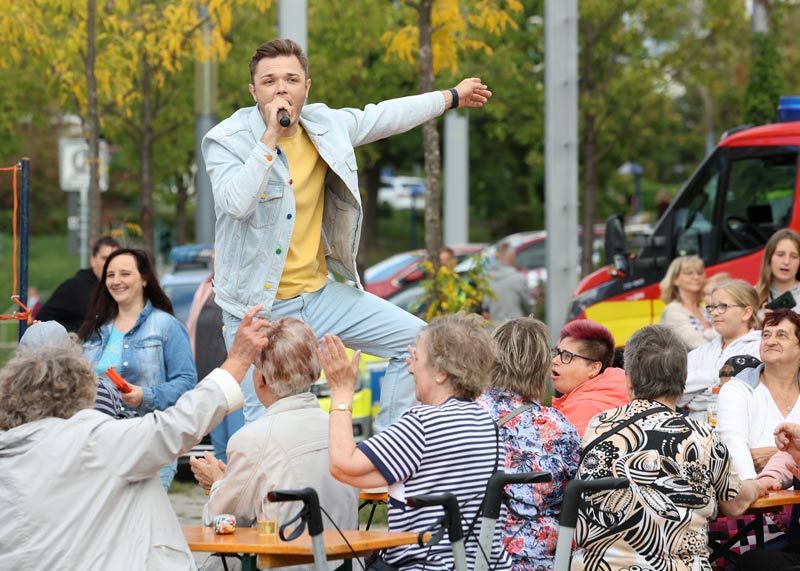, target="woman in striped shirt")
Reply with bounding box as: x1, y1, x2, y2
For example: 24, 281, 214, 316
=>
321, 314, 510, 571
